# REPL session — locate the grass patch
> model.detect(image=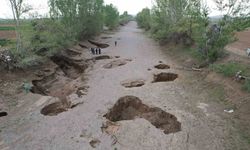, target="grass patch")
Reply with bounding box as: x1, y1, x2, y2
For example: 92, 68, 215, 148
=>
208, 85, 227, 104
211, 62, 250, 93
0, 39, 15, 47
0, 39, 10, 46
210, 62, 250, 77
0, 26, 15, 31
243, 79, 250, 92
